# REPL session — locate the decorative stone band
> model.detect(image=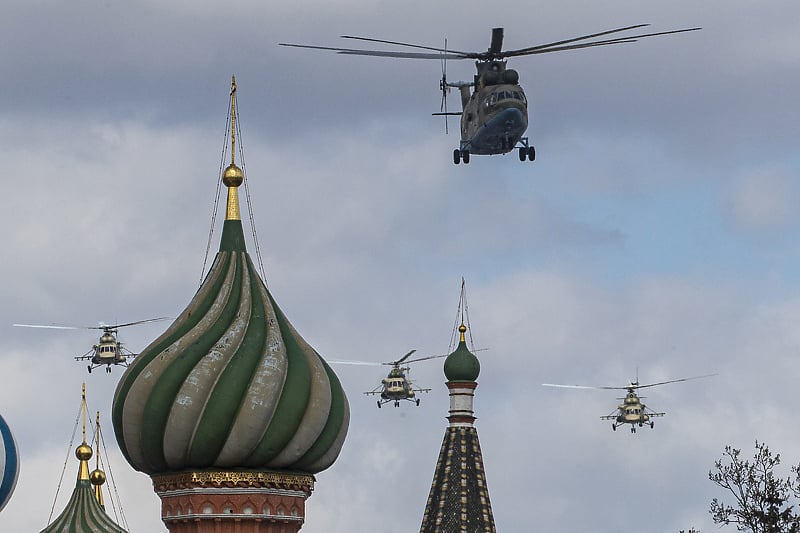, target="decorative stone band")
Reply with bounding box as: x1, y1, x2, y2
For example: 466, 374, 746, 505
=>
446, 381, 477, 427
151, 471, 315, 533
